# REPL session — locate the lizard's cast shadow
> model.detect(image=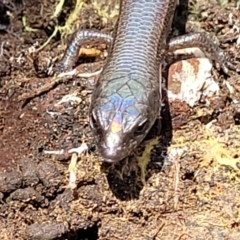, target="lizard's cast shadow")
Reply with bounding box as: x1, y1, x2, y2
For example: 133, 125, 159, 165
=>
101, 82, 172, 200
